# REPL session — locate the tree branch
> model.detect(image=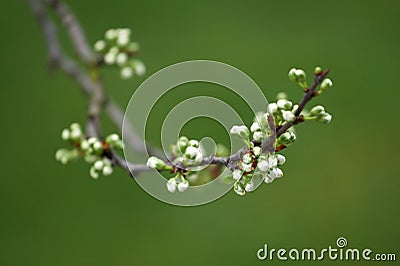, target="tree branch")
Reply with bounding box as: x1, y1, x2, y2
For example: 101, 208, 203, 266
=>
29, 0, 330, 178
